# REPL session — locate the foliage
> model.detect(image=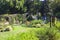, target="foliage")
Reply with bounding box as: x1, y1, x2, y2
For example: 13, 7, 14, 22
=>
0, 26, 60, 40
